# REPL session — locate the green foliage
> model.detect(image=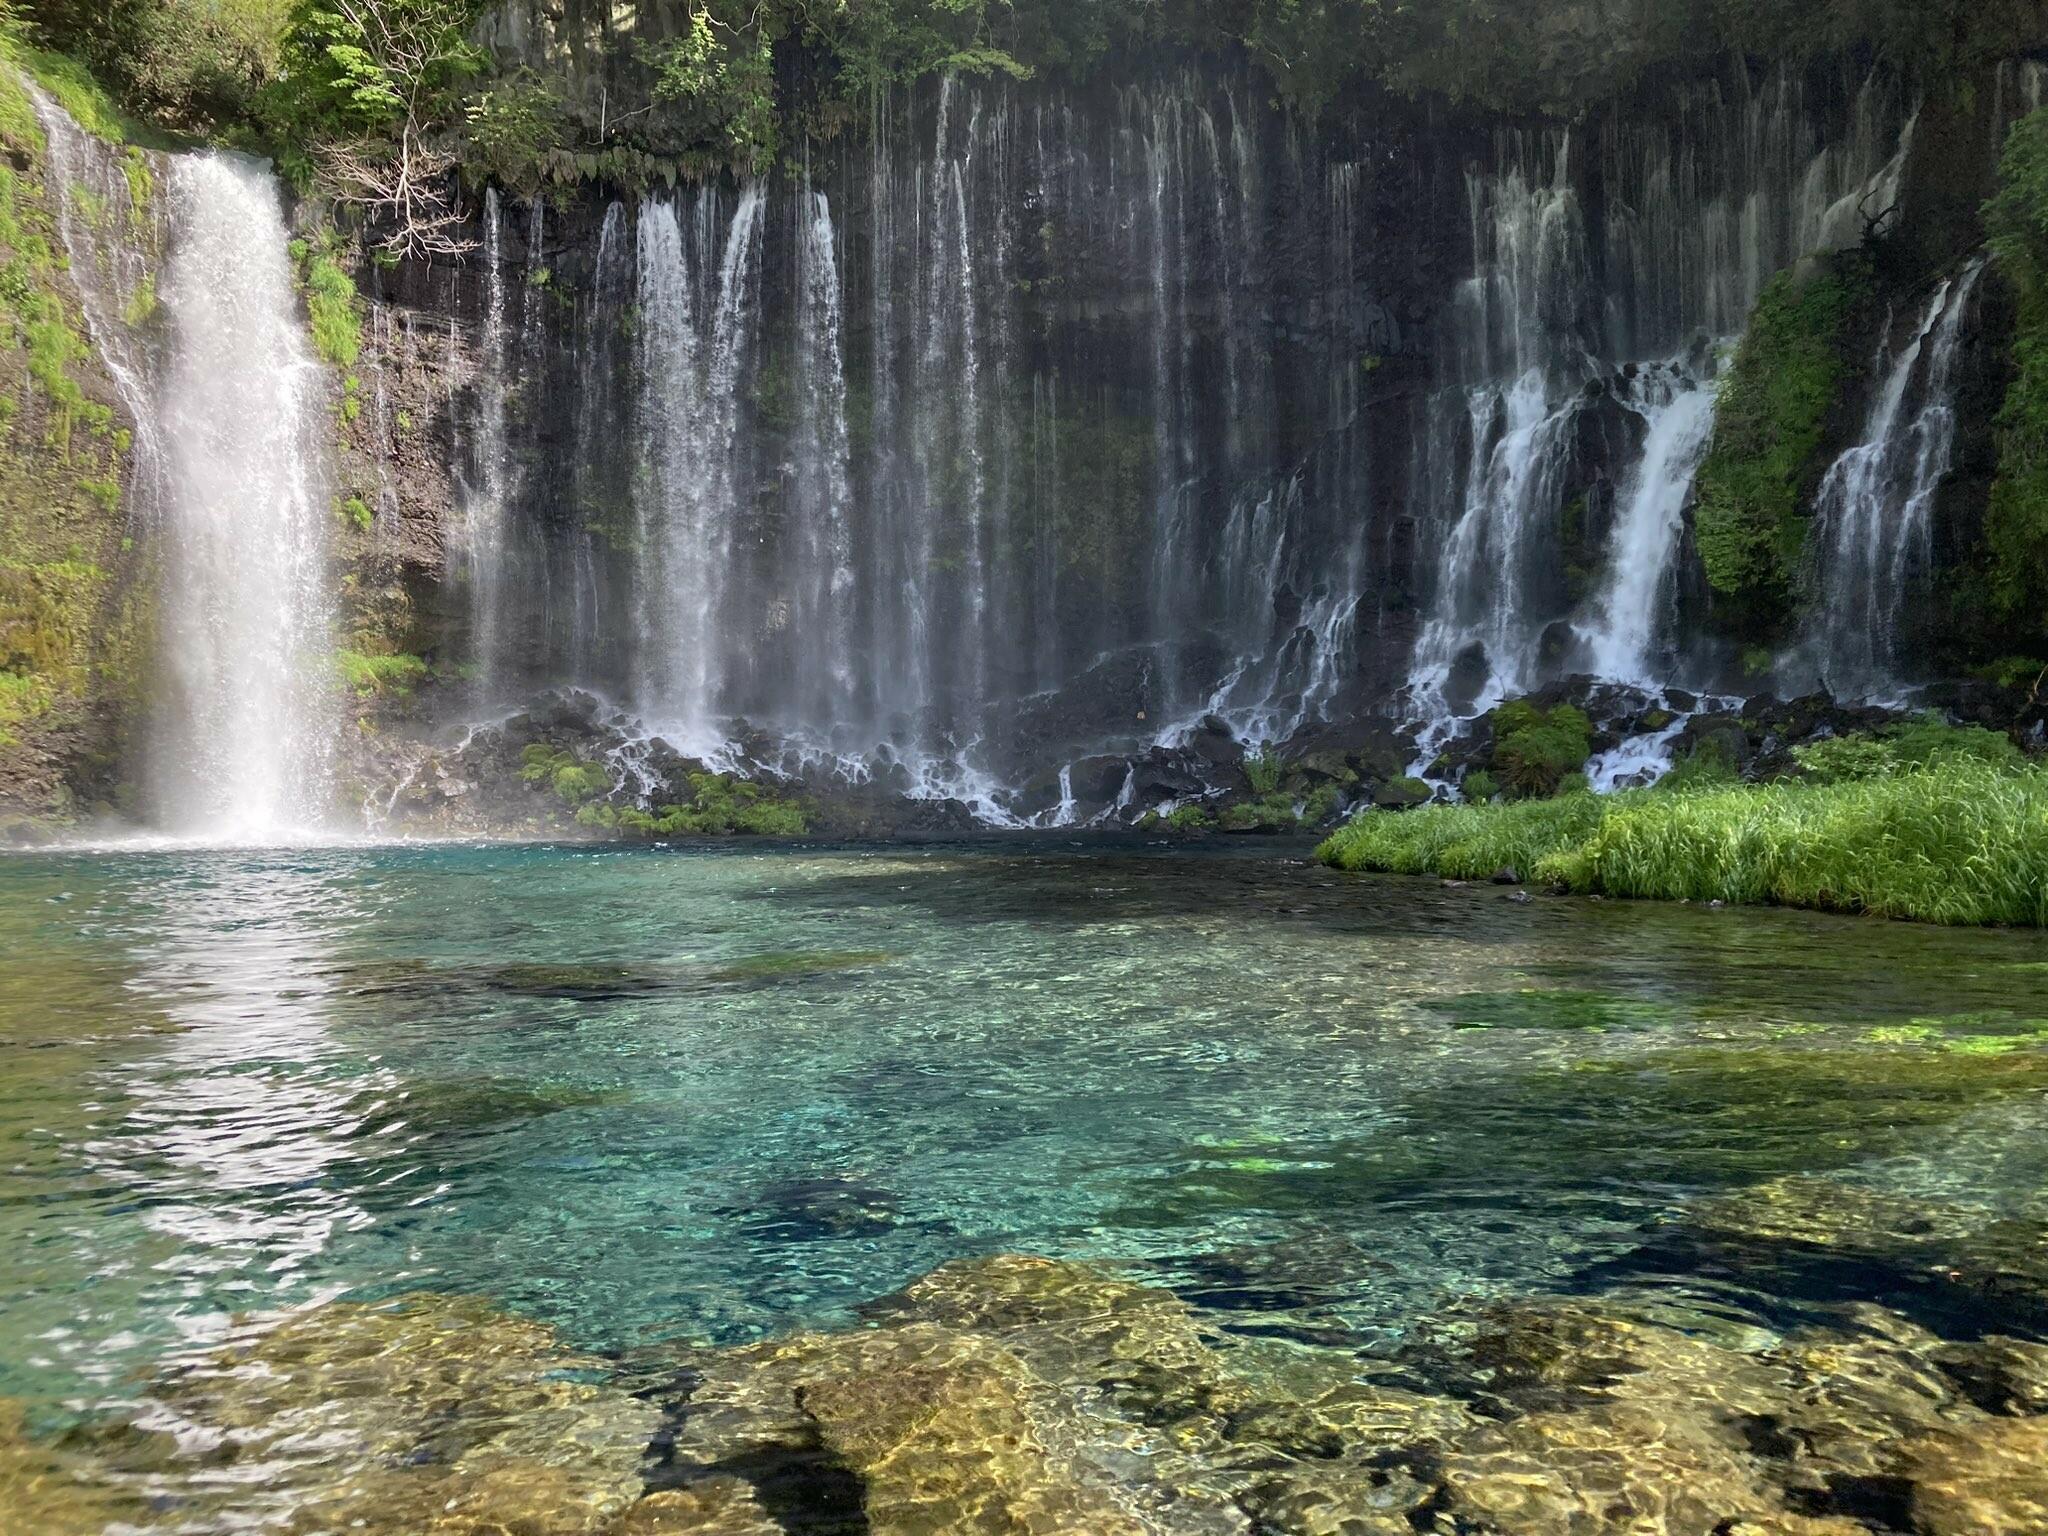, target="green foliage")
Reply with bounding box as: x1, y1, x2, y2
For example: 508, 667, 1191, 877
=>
1693, 258, 1870, 636
335, 648, 426, 696
461, 71, 565, 190
1792, 715, 2022, 783
1220, 794, 1299, 833
22, 45, 127, 140
1320, 754, 2048, 928
294, 236, 360, 367
1657, 743, 1741, 793
518, 742, 608, 804
1488, 699, 1593, 799
581, 771, 810, 837
1140, 803, 1214, 833
1982, 107, 2048, 645
1243, 747, 1282, 796
339, 493, 372, 530
1461, 769, 1499, 804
